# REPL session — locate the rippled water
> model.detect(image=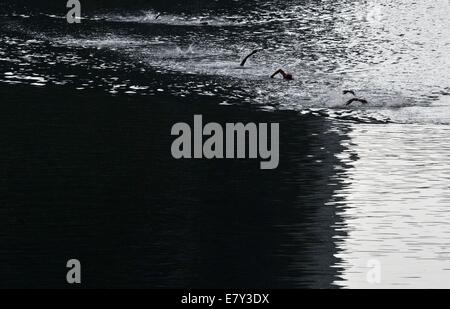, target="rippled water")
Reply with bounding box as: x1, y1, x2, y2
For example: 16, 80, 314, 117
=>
330, 121, 450, 288
1, 0, 450, 122
1, 0, 450, 288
